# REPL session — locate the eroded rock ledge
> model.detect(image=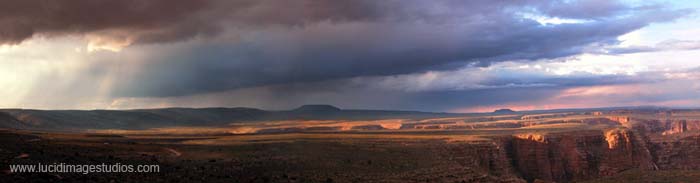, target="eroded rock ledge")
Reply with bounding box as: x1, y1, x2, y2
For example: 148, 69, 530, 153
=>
453, 118, 700, 182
